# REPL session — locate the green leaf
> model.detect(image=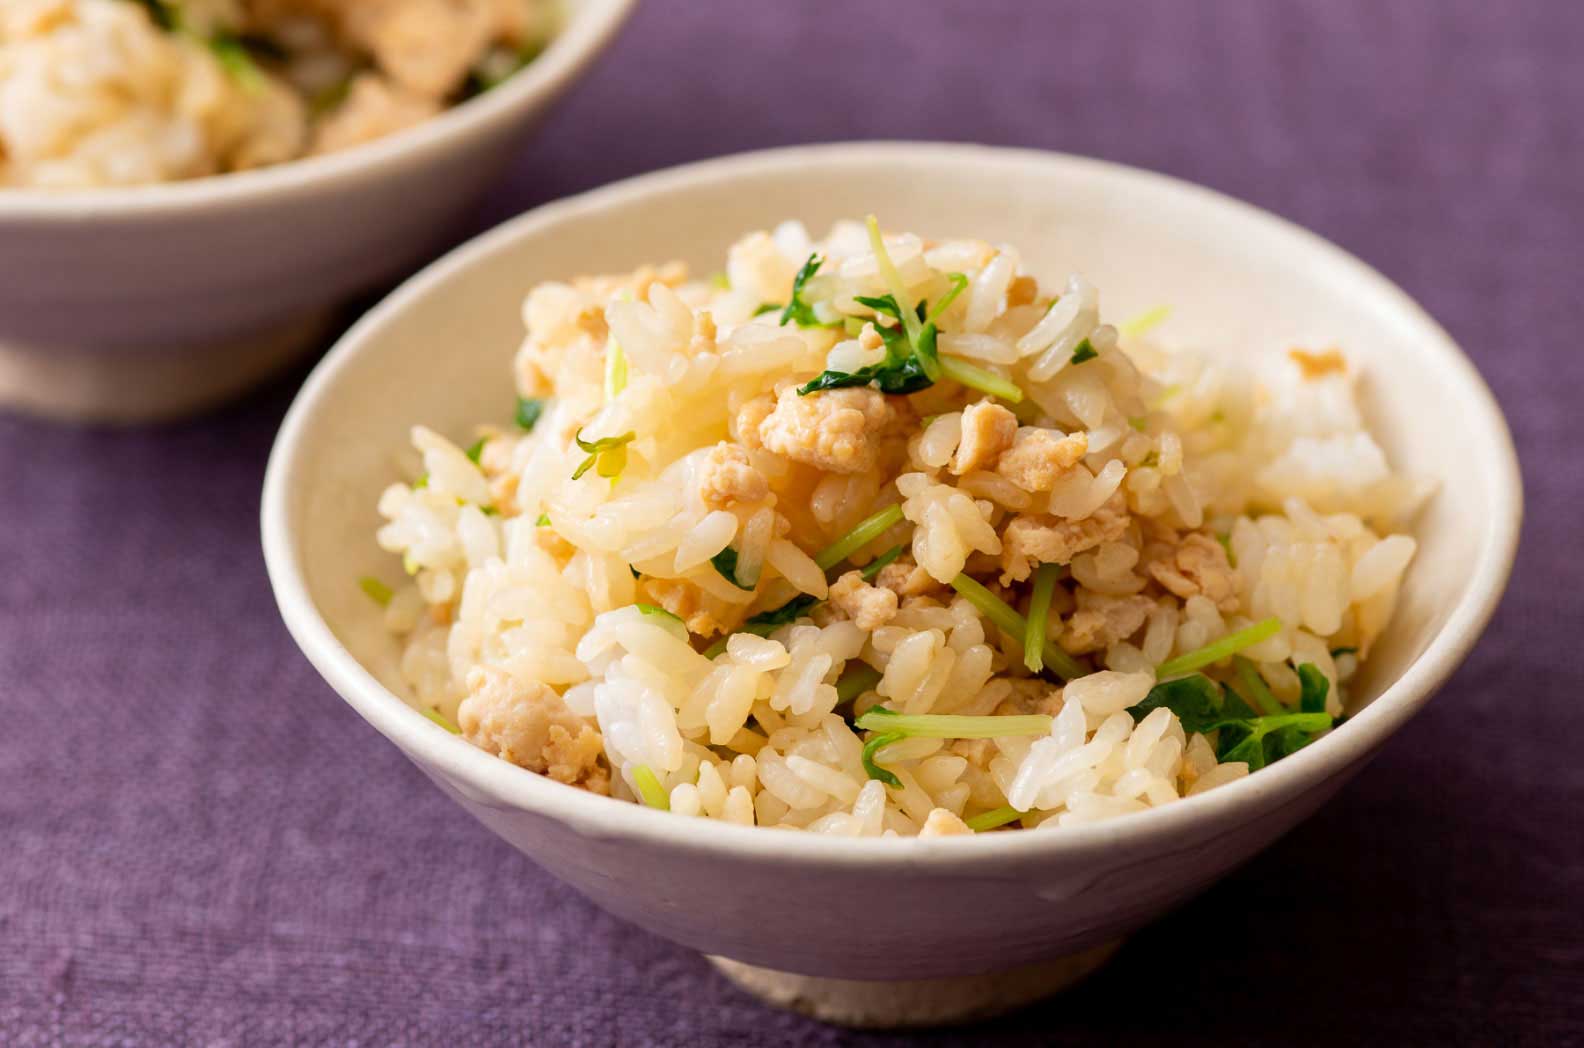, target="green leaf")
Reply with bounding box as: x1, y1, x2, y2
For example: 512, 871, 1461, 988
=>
571, 428, 636, 481
515, 397, 546, 431
1127, 673, 1227, 733
739, 594, 819, 634
412, 473, 428, 490
1297, 663, 1330, 714
709, 547, 756, 590
779, 254, 834, 328
535, 513, 550, 526
796, 354, 935, 396
861, 731, 905, 788
464, 437, 486, 464
835, 664, 883, 705
131, 0, 179, 30
753, 303, 781, 316
1070, 338, 1098, 365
